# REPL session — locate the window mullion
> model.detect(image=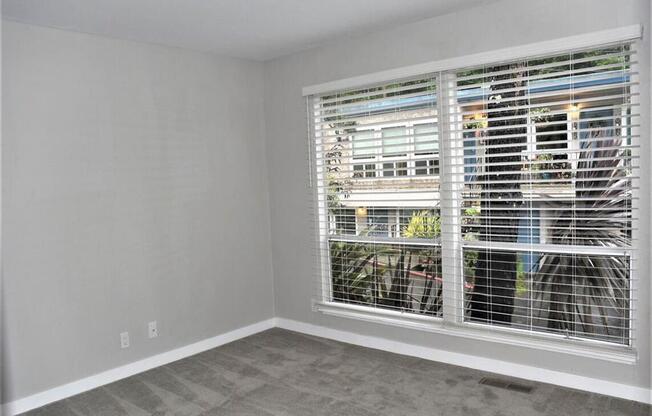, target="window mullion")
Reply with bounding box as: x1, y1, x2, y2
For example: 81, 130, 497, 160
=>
439, 71, 464, 324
